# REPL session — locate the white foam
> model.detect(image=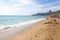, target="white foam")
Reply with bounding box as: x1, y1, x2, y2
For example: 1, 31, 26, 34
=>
17, 18, 45, 27
0, 18, 45, 31
0, 18, 45, 40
